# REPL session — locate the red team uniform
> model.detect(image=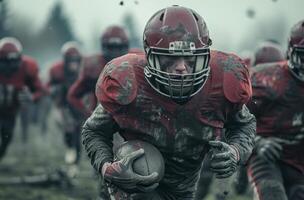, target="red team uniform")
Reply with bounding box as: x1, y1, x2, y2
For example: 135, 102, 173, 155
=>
0, 37, 44, 160
48, 41, 83, 164
68, 54, 107, 118
68, 26, 129, 118
247, 20, 304, 200
82, 6, 256, 199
